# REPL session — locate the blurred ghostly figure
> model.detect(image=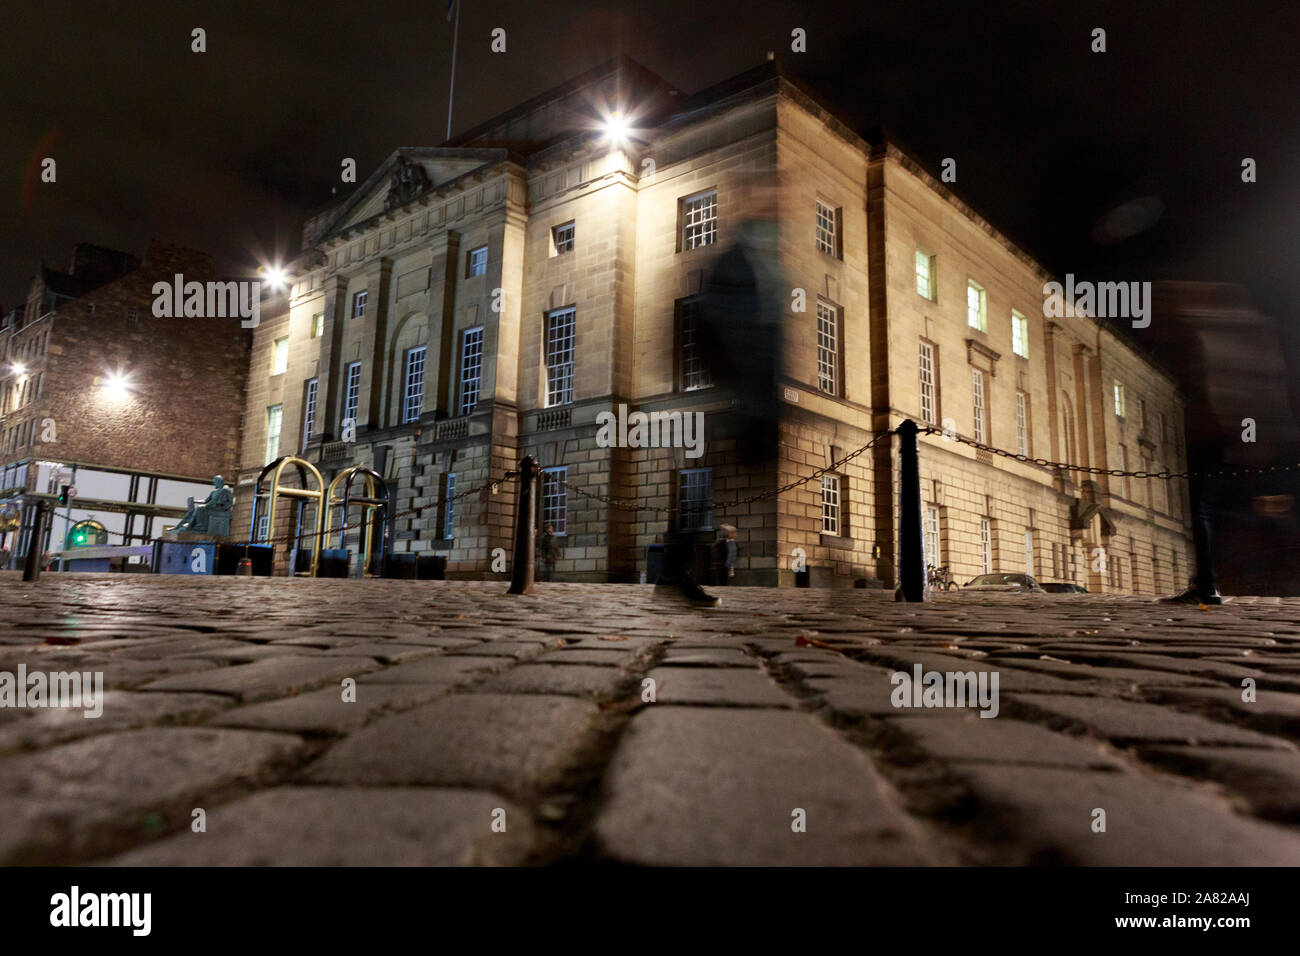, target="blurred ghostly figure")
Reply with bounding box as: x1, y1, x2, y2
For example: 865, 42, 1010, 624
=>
654, 169, 786, 605
1143, 283, 1300, 601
